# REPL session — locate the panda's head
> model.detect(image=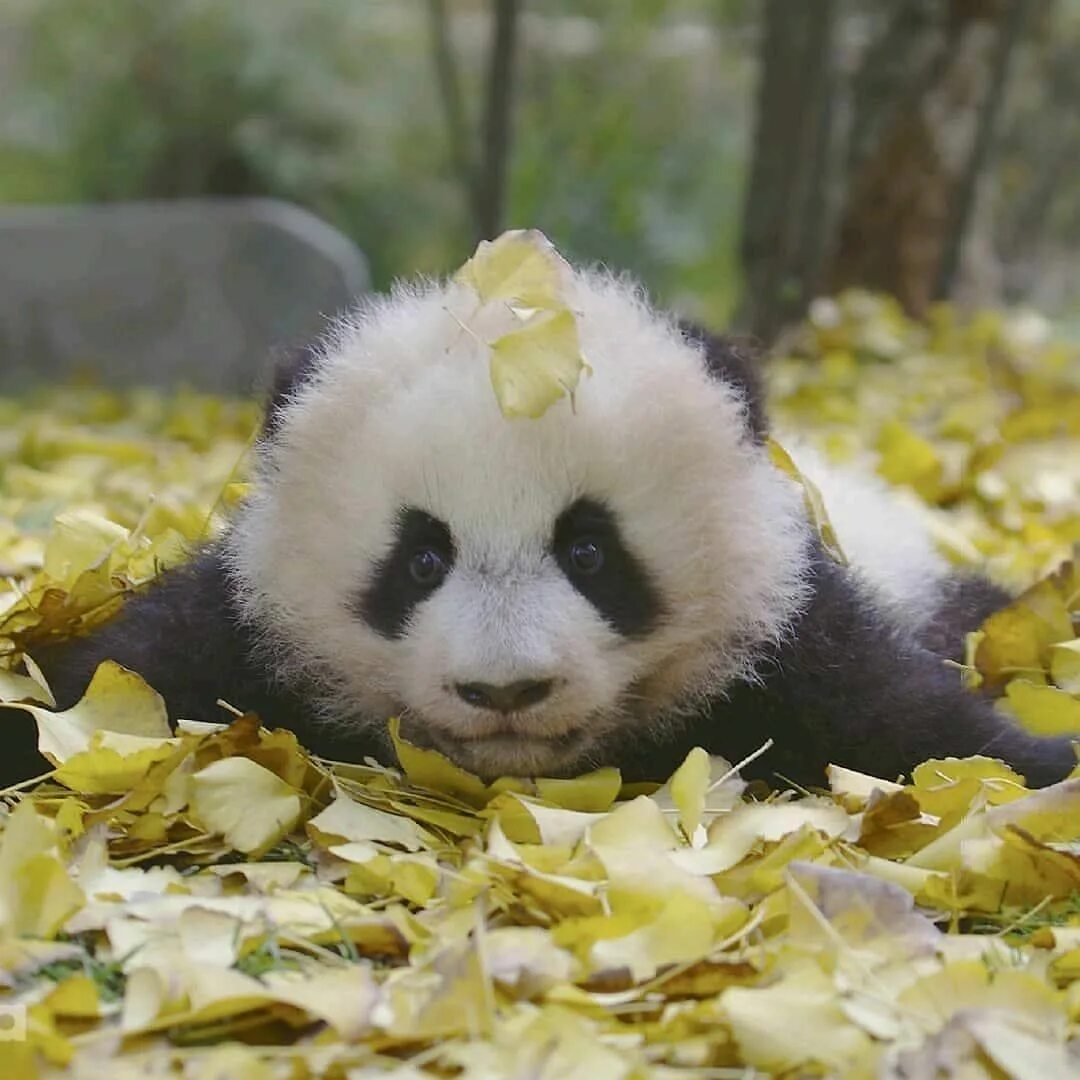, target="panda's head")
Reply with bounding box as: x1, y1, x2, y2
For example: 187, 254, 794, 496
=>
227, 266, 811, 778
